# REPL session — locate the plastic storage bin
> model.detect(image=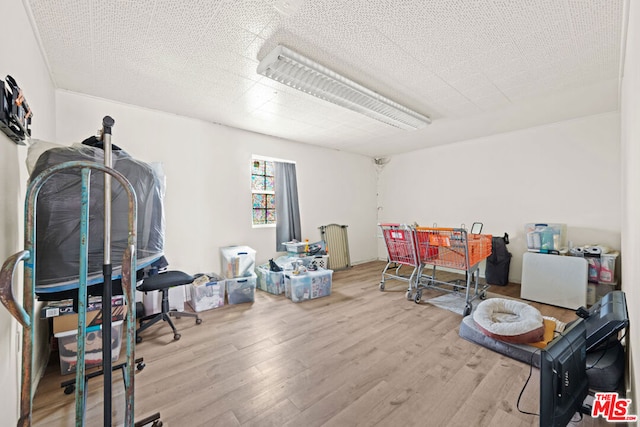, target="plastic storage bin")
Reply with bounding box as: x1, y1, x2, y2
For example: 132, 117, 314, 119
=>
55, 320, 124, 375
188, 273, 226, 312
256, 265, 285, 295
524, 223, 567, 252
598, 252, 619, 284
220, 246, 256, 278
310, 255, 329, 269
283, 241, 307, 254
227, 272, 257, 304
285, 269, 333, 303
